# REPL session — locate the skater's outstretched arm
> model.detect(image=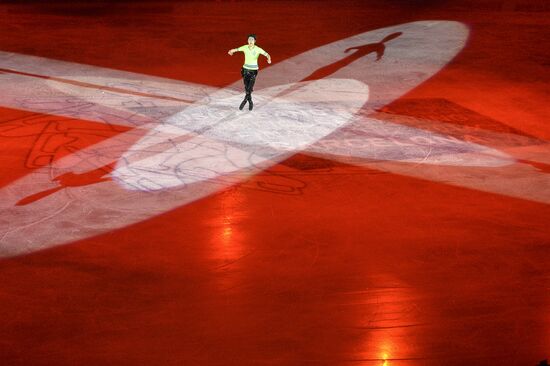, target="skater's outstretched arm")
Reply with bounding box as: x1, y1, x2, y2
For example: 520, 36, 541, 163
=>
227, 48, 242, 56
